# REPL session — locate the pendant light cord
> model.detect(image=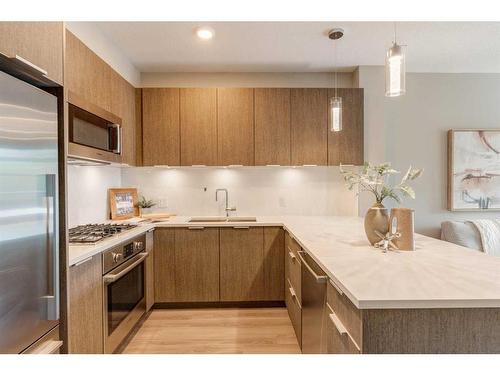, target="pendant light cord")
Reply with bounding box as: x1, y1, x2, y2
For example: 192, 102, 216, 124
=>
334, 38, 338, 97
394, 21, 397, 44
